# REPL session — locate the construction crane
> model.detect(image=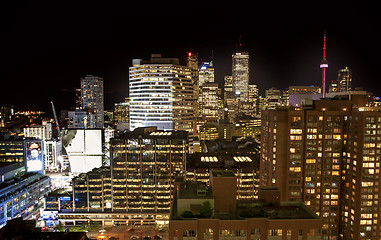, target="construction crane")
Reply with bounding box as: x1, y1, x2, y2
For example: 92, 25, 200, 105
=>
50, 101, 61, 138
